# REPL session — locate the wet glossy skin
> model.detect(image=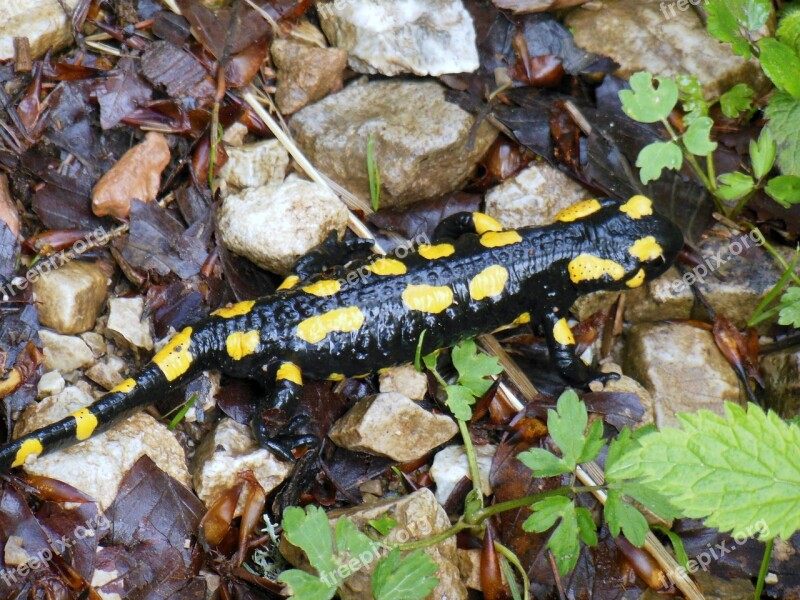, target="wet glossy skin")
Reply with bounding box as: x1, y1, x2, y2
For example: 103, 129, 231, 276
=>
0, 195, 683, 469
